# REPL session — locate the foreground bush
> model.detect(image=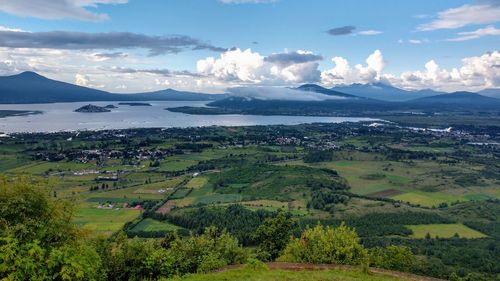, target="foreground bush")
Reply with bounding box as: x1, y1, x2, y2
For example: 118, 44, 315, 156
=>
369, 245, 414, 272
279, 223, 368, 266
0, 177, 103, 280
